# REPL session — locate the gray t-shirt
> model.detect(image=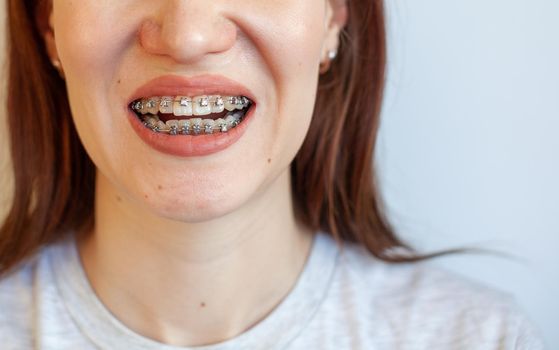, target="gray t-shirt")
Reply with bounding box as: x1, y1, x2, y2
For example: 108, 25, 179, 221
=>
0, 232, 545, 349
